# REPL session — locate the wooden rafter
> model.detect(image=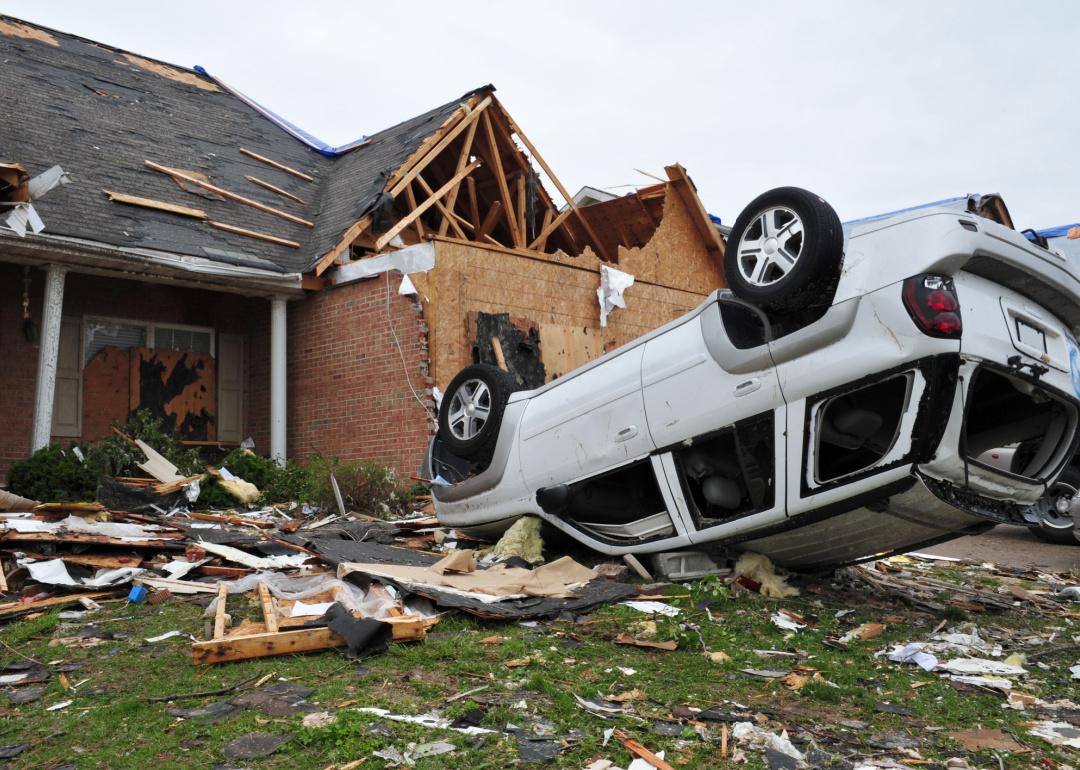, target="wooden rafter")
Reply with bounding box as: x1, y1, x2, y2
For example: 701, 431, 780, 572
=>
438, 116, 480, 236
516, 172, 527, 245
415, 172, 468, 239
480, 111, 521, 247
529, 207, 572, 250
476, 201, 503, 242
314, 214, 370, 276
375, 159, 482, 251
501, 112, 612, 261
533, 208, 554, 251
388, 95, 492, 198
466, 176, 479, 231
404, 182, 425, 238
